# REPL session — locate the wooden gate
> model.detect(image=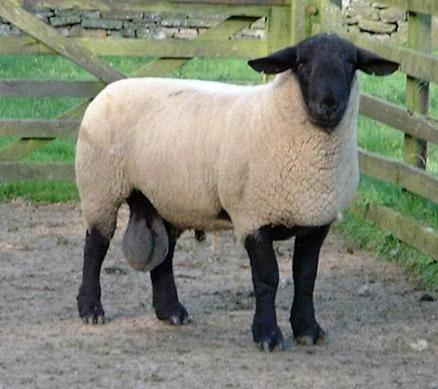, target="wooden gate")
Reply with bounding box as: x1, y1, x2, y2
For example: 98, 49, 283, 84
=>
0, 0, 291, 180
